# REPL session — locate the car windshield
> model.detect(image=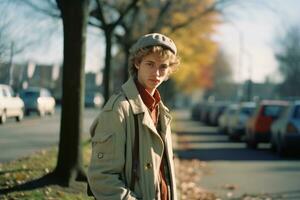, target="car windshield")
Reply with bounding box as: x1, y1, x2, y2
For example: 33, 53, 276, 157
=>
85, 93, 94, 99
21, 91, 39, 98
263, 105, 285, 118
241, 107, 255, 116
293, 105, 300, 119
